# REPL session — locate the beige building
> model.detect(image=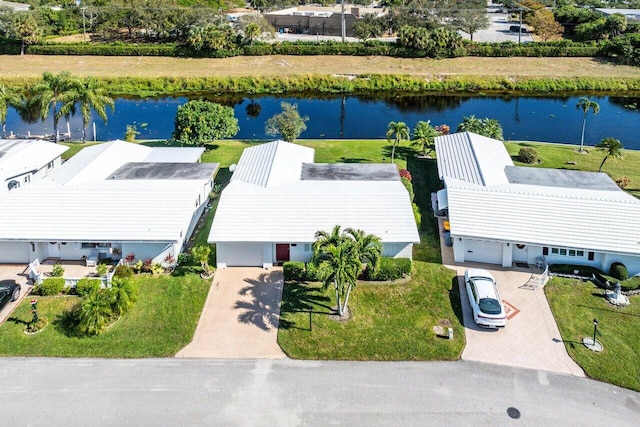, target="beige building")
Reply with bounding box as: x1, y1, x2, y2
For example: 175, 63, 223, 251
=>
265, 4, 385, 37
